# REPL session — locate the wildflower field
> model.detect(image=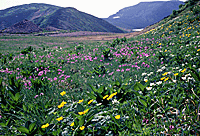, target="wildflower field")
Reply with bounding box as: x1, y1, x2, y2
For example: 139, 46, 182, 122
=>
0, 1, 200, 135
